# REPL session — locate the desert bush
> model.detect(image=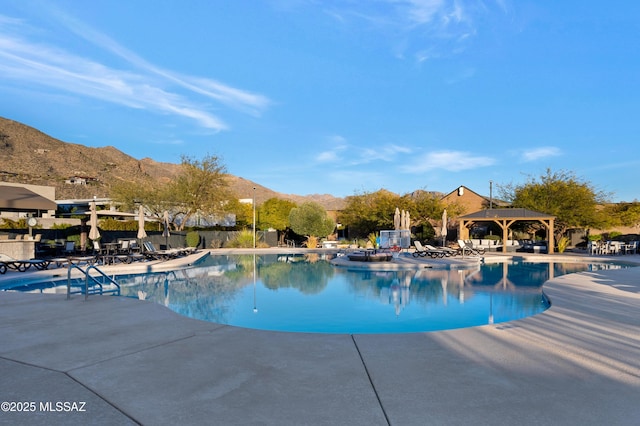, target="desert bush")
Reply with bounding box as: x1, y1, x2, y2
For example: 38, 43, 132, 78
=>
556, 236, 570, 253
305, 235, 318, 248
367, 232, 378, 248
227, 229, 254, 248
